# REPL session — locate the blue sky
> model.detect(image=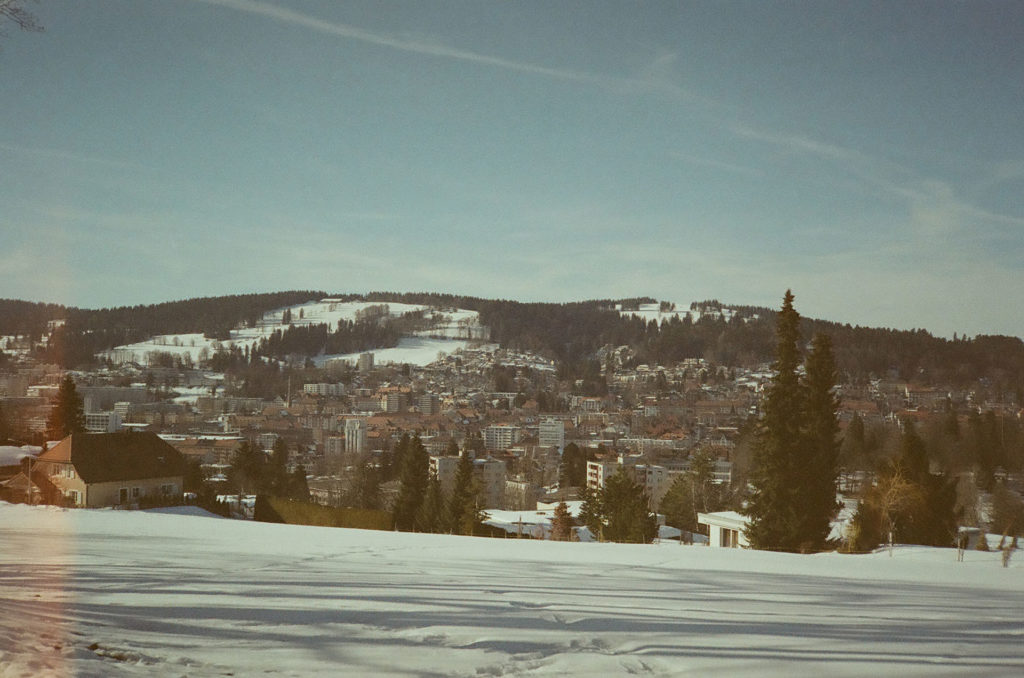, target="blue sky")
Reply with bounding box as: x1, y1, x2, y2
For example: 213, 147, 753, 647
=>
1, 1, 1022, 338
